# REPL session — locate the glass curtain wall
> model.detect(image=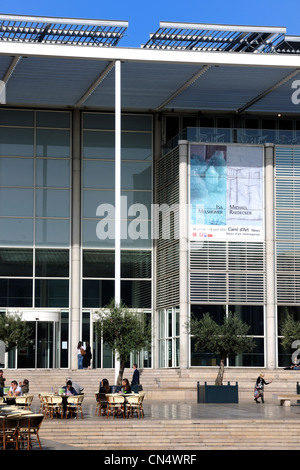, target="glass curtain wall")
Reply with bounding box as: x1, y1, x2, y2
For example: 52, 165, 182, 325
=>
276, 147, 300, 367
190, 304, 264, 367
82, 112, 153, 368
0, 109, 71, 368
